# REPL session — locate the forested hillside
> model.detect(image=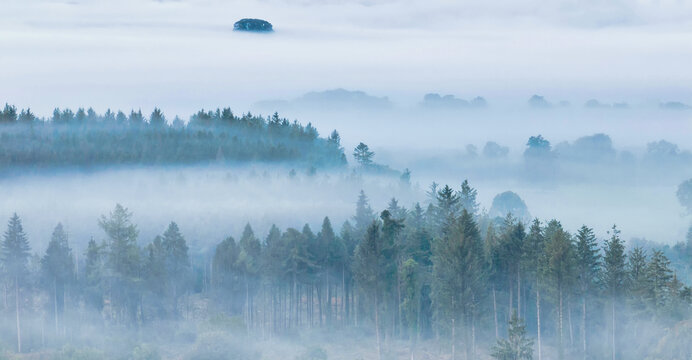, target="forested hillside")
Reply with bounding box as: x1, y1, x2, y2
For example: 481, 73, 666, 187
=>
1, 181, 691, 359
0, 104, 347, 172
